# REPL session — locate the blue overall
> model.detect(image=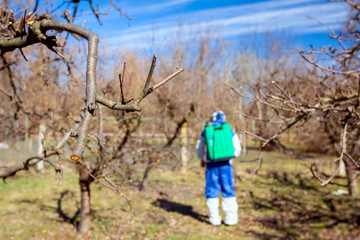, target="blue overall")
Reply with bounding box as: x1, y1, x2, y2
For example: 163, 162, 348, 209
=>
199, 123, 236, 199
196, 111, 240, 225
205, 160, 235, 198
